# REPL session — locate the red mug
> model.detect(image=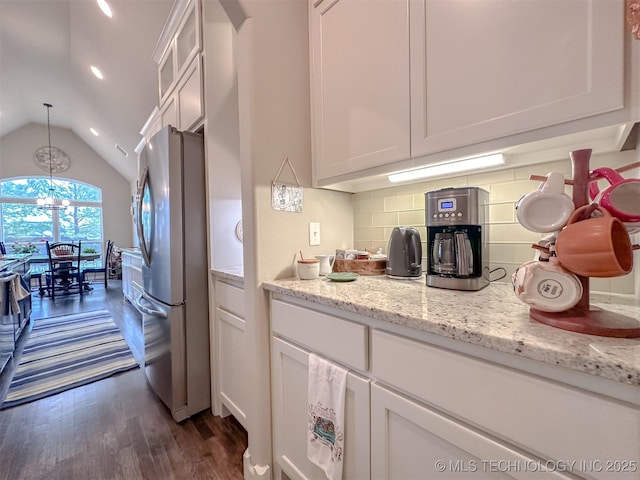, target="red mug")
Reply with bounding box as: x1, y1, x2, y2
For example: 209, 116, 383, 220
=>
589, 167, 640, 223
